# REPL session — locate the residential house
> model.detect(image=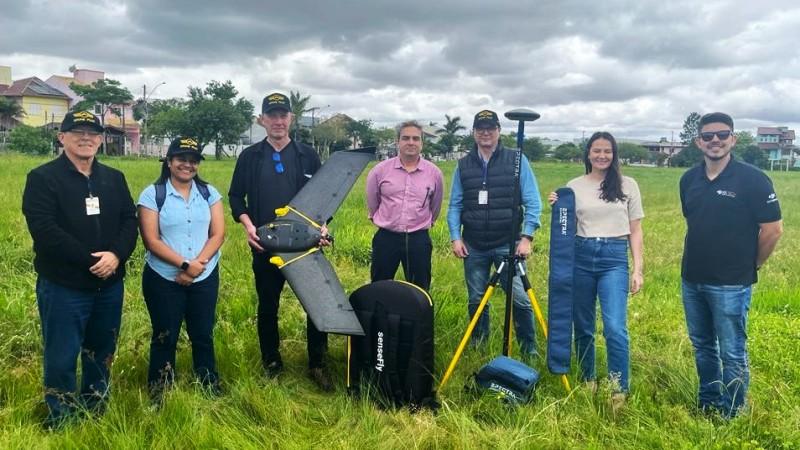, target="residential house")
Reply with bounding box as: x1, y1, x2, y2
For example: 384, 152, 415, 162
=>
757, 126, 798, 170
0, 66, 70, 128
46, 67, 141, 155
641, 137, 686, 159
